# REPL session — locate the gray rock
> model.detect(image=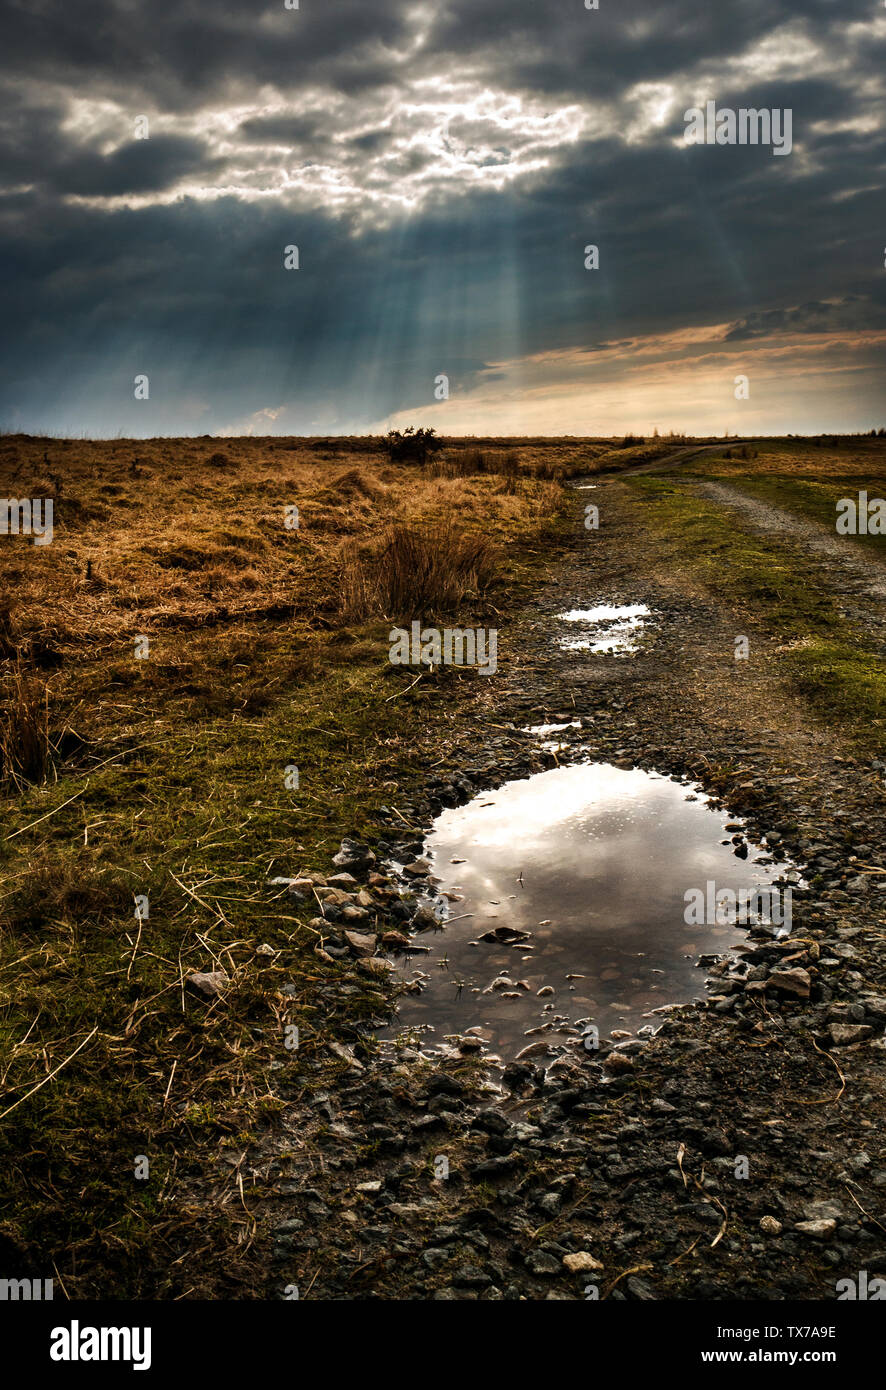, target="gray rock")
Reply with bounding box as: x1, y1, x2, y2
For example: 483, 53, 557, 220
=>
185, 969, 229, 999
626, 1275, 657, 1300
794, 1218, 837, 1239
452, 1265, 491, 1288
802, 1199, 844, 1222
766, 967, 811, 998
332, 839, 376, 873
411, 904, 439, 931
828, 1023, 874, 1046
603, 1052, 635, 1075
